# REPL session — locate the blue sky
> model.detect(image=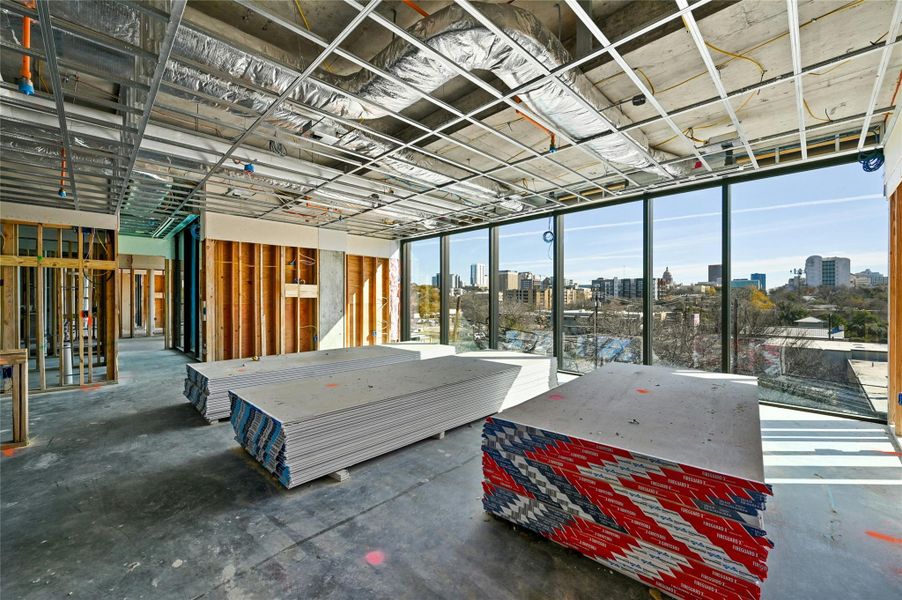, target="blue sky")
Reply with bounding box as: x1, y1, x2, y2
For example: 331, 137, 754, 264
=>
409, 163, 887, 290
